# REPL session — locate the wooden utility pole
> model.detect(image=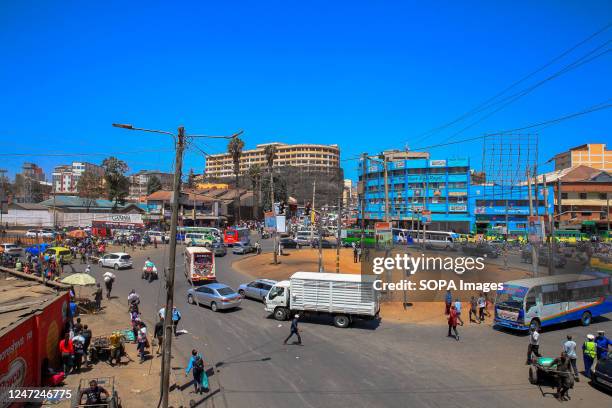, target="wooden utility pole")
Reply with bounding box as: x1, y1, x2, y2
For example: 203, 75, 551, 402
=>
527, 168, 538, 276
160, 127, 185, 408
382, 154, 389, 222
336, 196, 341, 273
543, 174, 554, 276
360, 153, 367, 254
270, 166, 277, 265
